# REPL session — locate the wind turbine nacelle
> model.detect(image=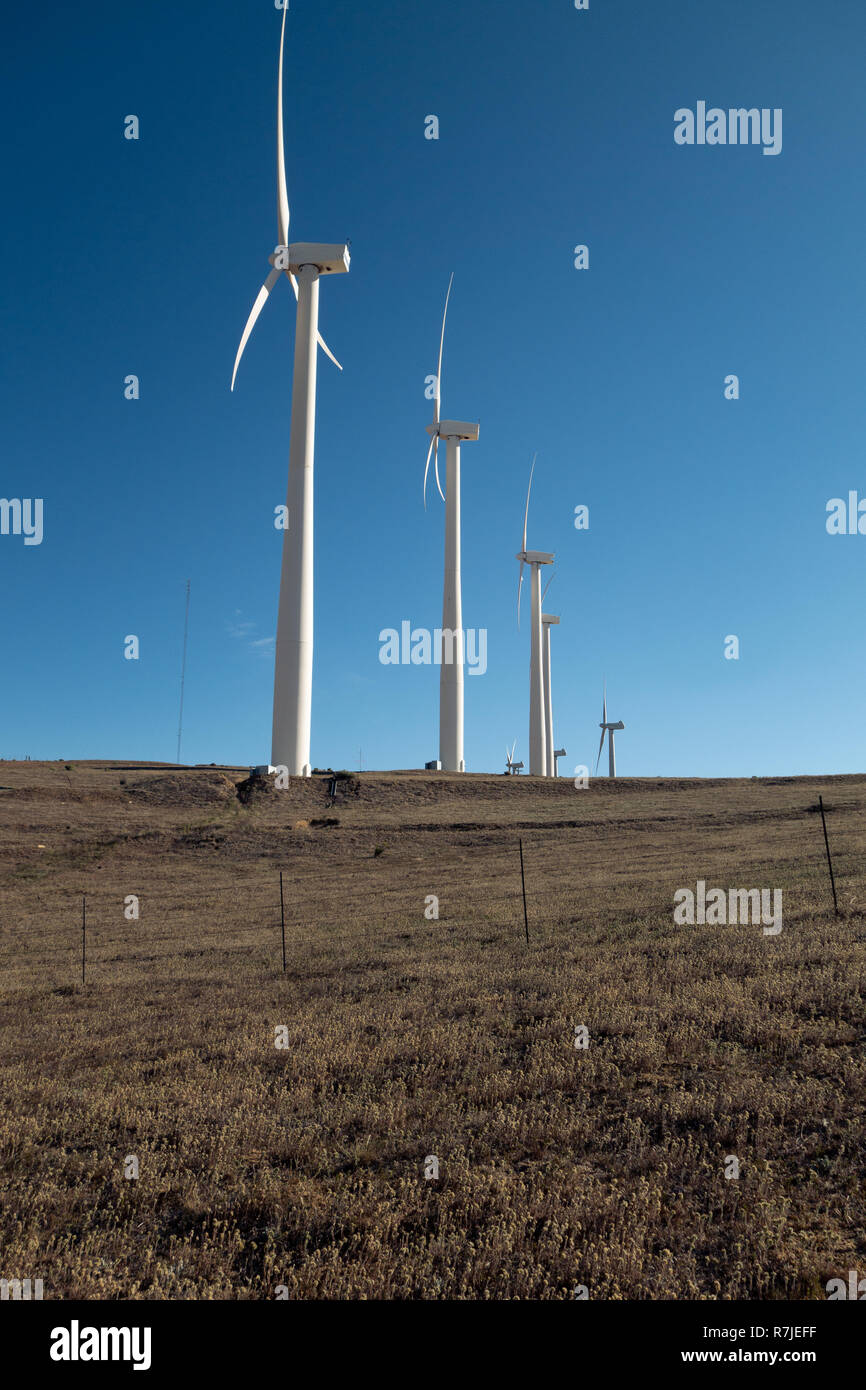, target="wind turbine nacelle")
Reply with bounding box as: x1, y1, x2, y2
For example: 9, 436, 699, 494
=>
269, 243, 351, 275
542, 614, 560, 625
554, 748, 566, 758
518, 550, 554, 565
437, 420, 480, 442
602, 720, 625, 731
